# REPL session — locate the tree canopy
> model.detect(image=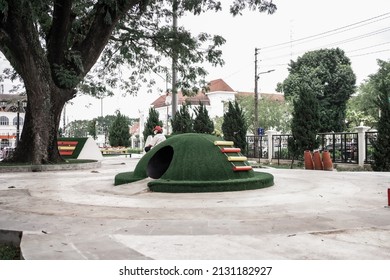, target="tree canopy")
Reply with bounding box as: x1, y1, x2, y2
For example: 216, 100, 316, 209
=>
109, 111, 130, 147
280, 48, 356, 133
370, 60, 390, 171
143, 107, 163, 140
287, 72, 321, 161
236, 94, 292, 133
0, 0, 277, 164
171, 103, 194, 134
222, 101, 247, 151
193, 102, 214, 134
346, 74, 381, 130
